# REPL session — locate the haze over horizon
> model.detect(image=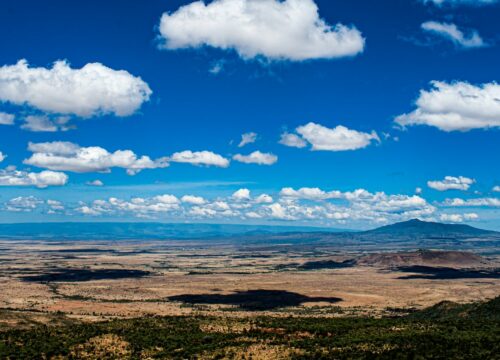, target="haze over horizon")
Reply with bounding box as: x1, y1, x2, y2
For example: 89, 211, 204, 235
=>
0, 0, 499, 230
